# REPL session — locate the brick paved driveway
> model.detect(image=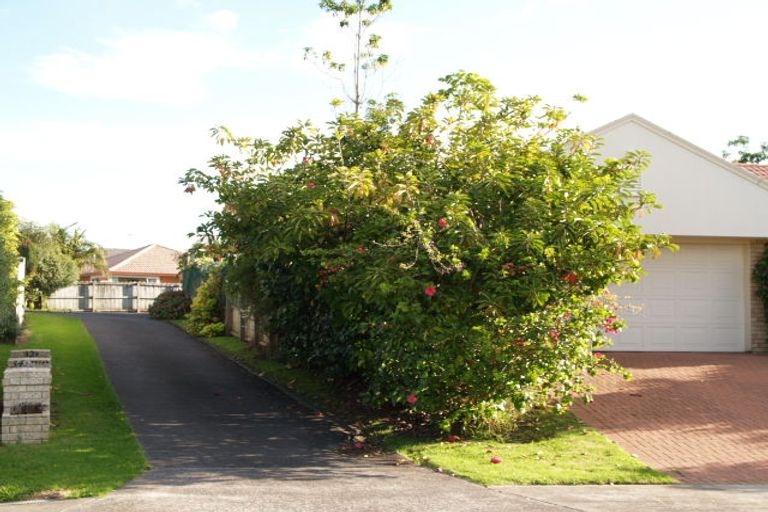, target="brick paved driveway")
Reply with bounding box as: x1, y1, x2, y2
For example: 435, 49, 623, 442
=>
573, 353, 768, 484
